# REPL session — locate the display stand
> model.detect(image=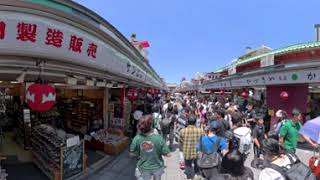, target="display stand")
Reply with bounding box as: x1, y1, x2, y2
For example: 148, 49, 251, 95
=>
31, 125, 86, 180
16, 108, 31, 150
